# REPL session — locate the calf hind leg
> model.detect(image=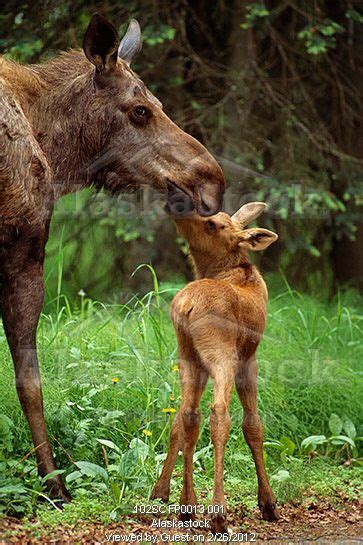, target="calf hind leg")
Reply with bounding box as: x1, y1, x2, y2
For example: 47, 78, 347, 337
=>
210, 375, 234, 533
151, 341, 207, 510
150, 411, 181, 502
198, 345, 237, 534
235, 357, 279, 521
179, 362, 207, 521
